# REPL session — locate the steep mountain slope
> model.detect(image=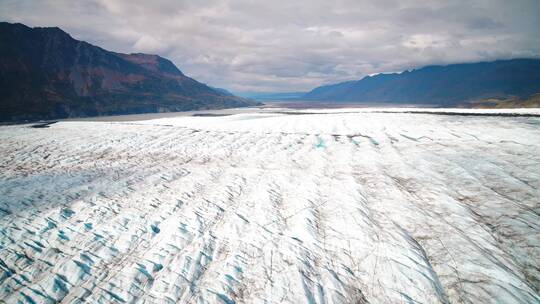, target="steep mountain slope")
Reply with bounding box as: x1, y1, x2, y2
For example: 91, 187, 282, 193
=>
0, 22, 256, 122
304, 59, 540, 105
